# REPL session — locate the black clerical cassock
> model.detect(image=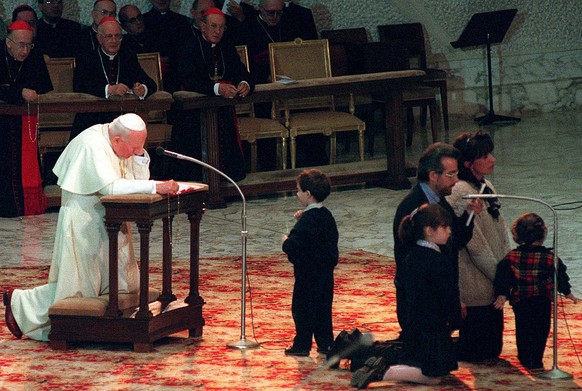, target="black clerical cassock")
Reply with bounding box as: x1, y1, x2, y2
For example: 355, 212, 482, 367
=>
175, 32, 255, 182
0, 41, 53, 217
